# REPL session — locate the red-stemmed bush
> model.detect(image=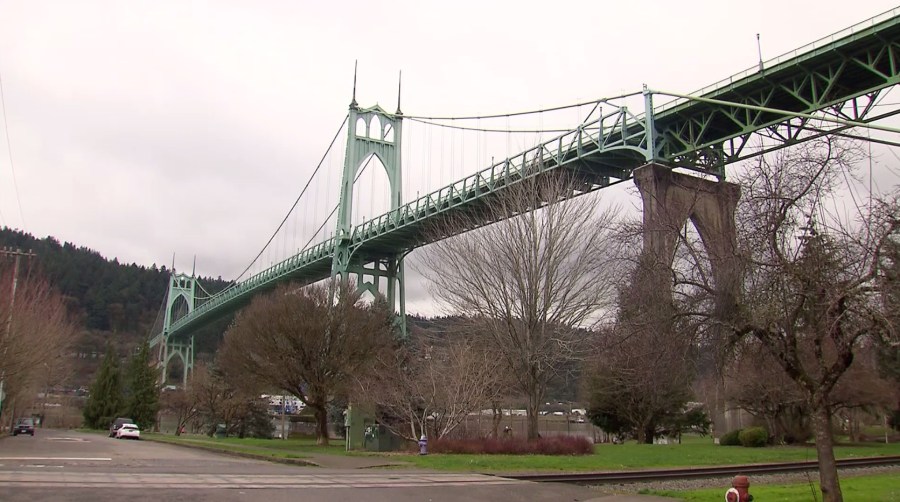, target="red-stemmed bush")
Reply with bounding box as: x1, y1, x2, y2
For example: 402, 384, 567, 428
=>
429, 436, 594, 455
